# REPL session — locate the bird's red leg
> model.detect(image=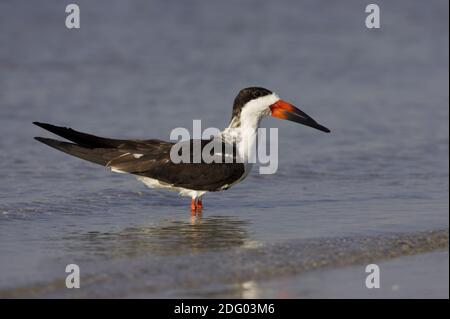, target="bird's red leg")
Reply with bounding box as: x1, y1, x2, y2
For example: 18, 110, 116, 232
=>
190, 198, 197, 215
197, 198, 203, 210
